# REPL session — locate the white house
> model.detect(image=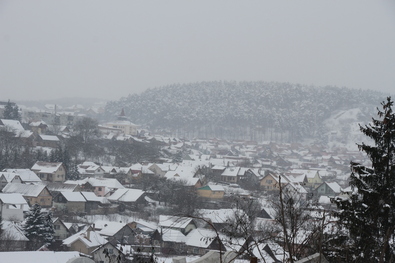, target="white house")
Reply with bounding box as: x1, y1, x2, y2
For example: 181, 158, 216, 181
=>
0, 193, 29, 222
